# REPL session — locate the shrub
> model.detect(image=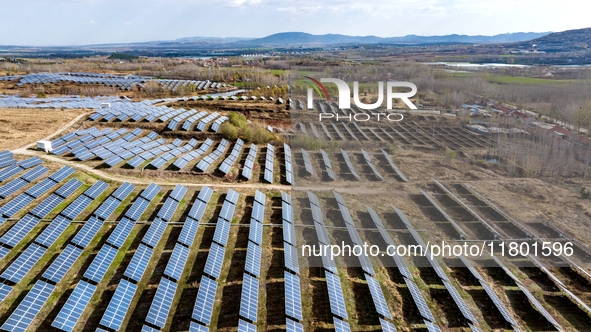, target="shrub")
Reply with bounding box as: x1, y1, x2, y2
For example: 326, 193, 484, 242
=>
228, 112, 247, 128
218, 122, 238, 140
37, 91, 46, 98
581, 187, 590, 199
